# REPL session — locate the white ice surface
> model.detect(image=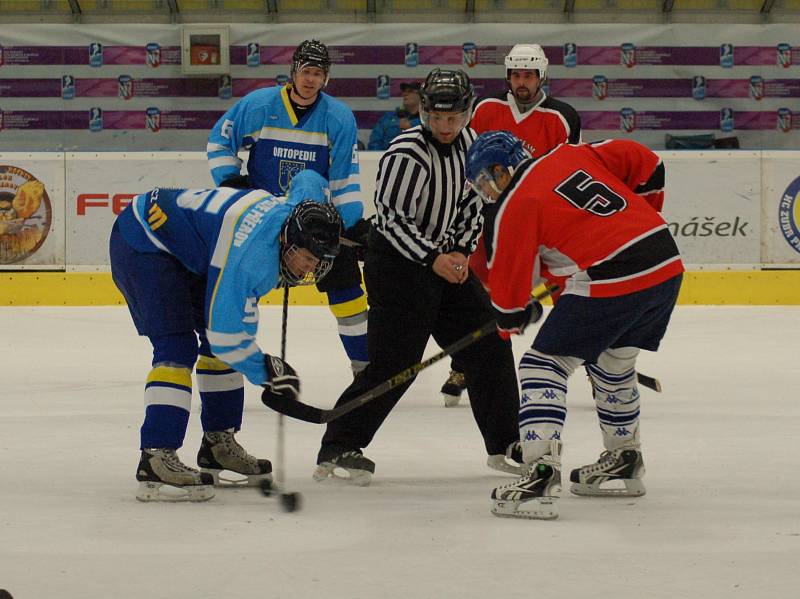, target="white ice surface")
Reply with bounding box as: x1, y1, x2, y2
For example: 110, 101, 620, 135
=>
1, 305, 799, 599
